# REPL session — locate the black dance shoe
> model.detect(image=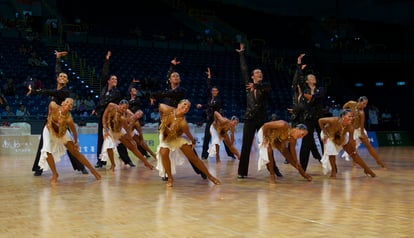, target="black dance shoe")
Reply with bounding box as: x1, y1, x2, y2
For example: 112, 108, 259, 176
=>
34, 169, 43, 176
127, 162, 136, 167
